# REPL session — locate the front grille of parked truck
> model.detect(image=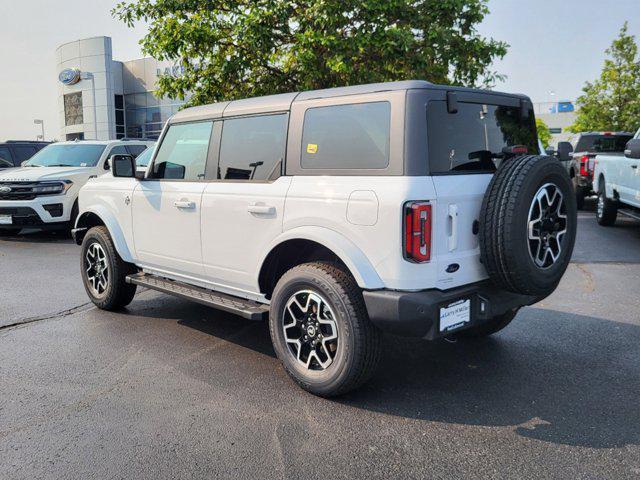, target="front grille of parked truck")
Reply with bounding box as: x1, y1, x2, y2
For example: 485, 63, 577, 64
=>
0, 181, 72, 201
